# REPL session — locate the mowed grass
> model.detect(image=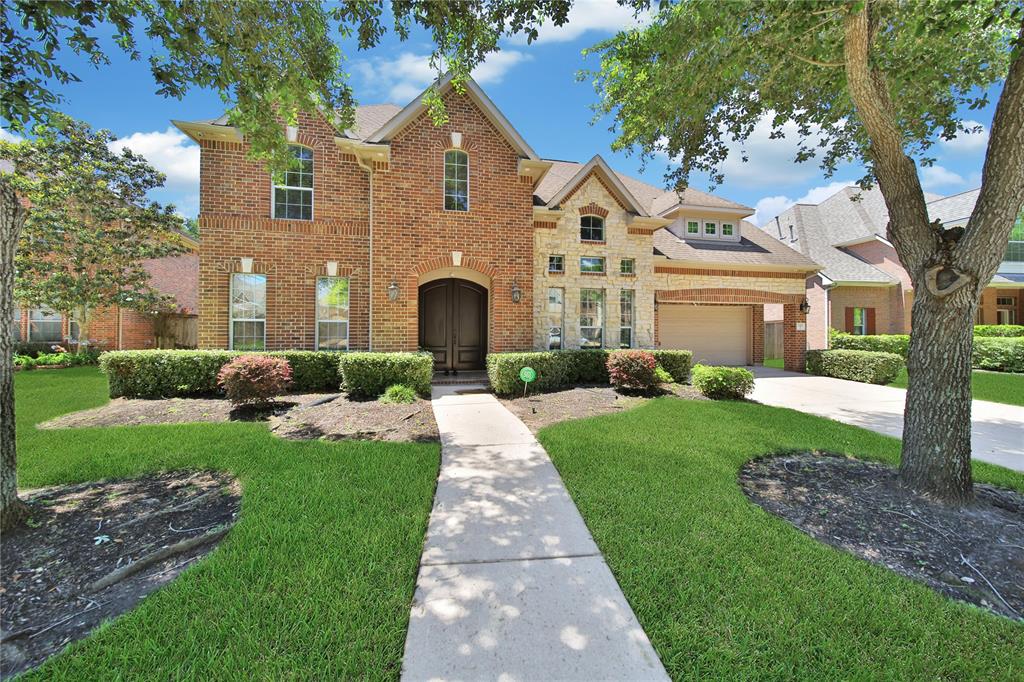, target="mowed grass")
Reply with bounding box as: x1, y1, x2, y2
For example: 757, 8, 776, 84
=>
539, 398, 1024, 680
888, 367, 1024, 407
14, 367, 440, 679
